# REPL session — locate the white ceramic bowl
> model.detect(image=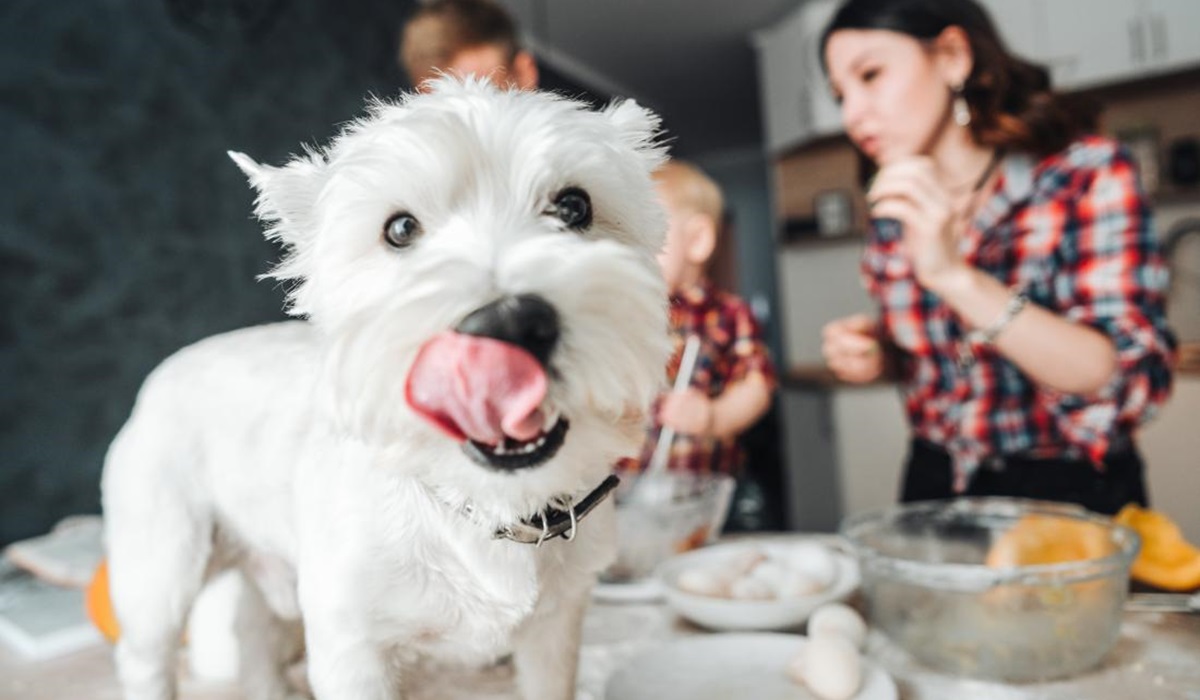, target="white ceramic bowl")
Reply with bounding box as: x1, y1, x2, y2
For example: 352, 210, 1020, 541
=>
657, 537, 861, 632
